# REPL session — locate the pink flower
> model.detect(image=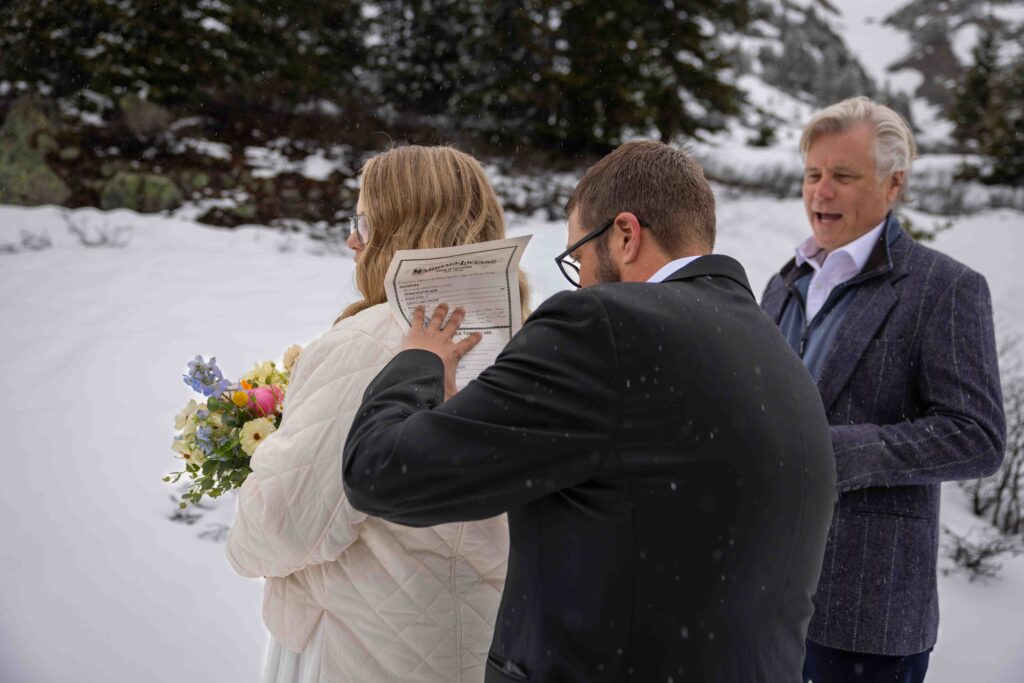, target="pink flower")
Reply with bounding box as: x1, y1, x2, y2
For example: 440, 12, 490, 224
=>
247, 385, 284, 416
